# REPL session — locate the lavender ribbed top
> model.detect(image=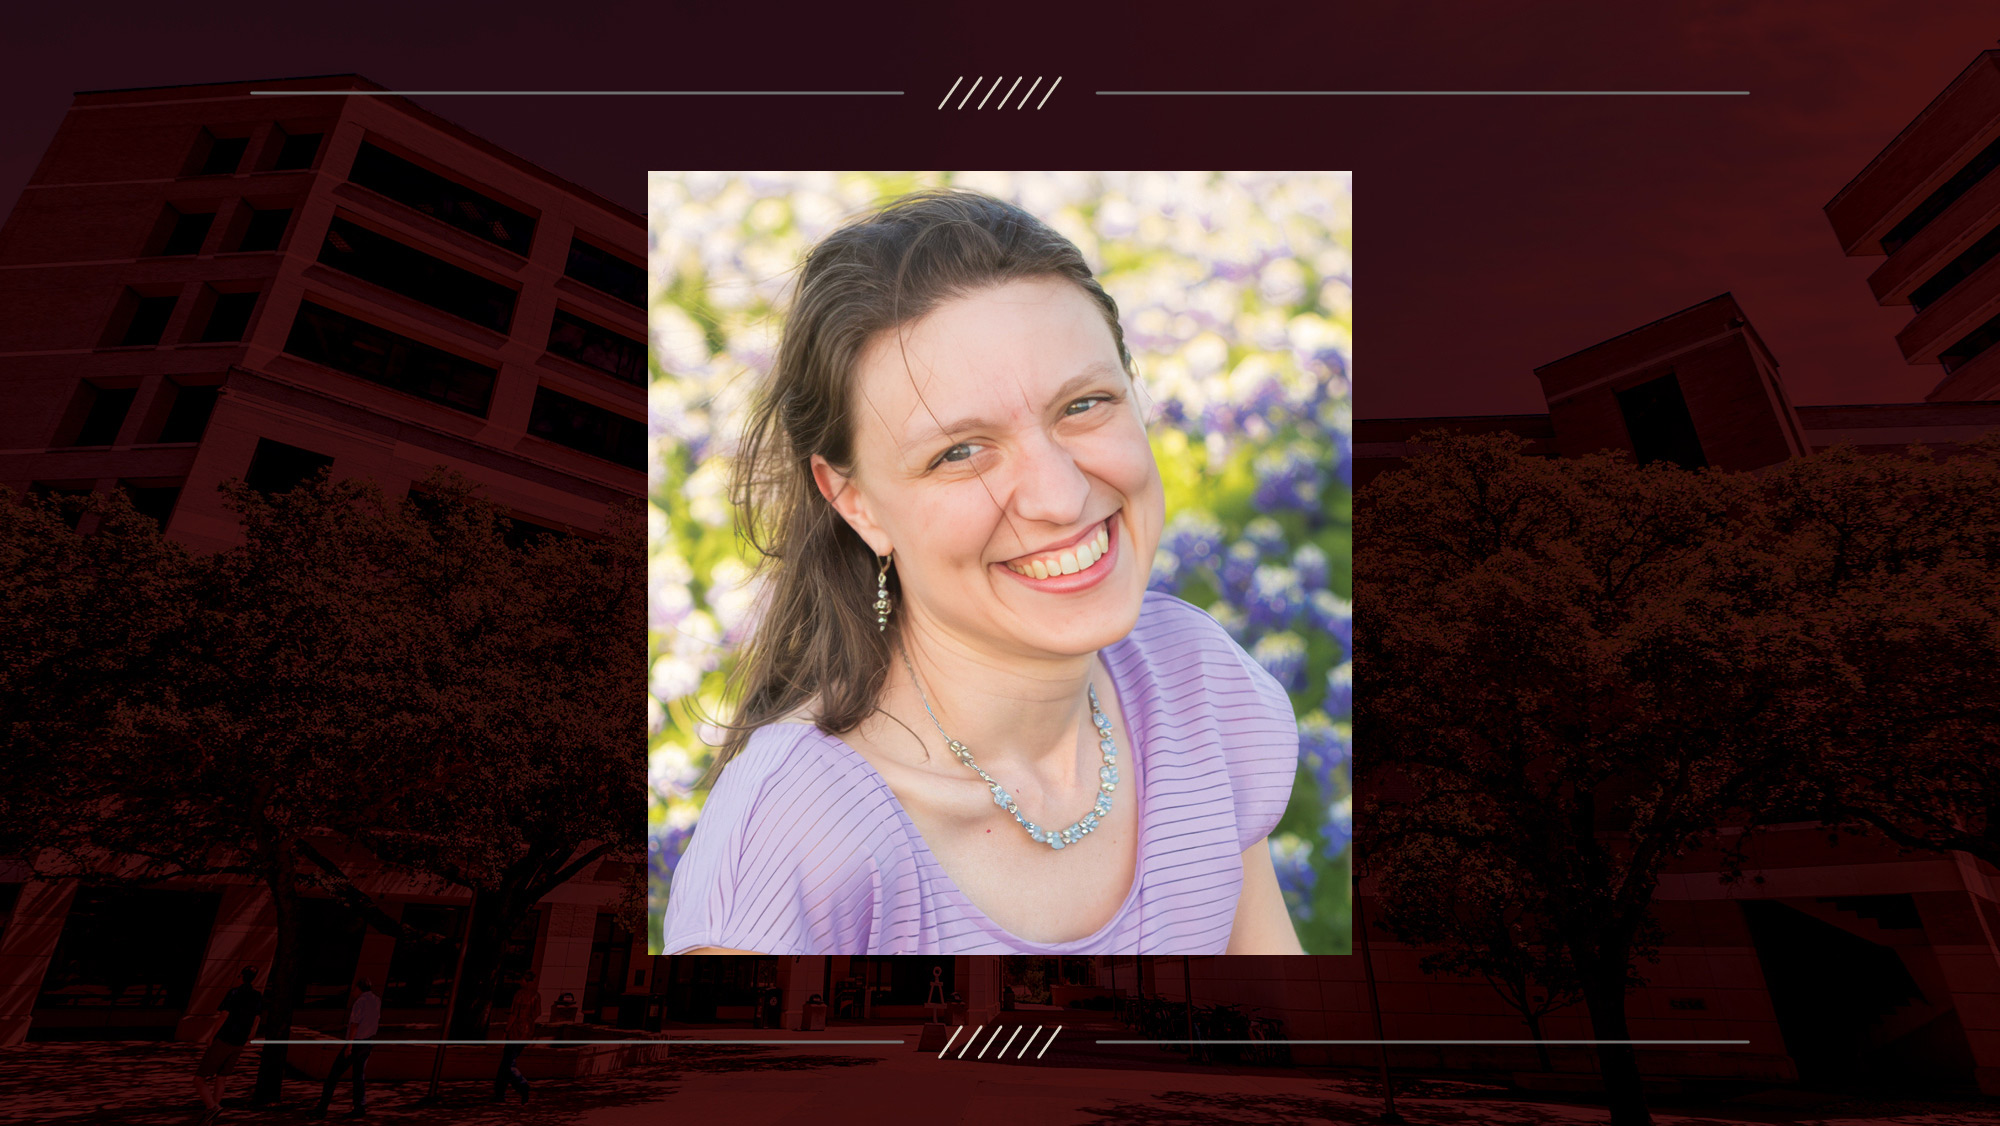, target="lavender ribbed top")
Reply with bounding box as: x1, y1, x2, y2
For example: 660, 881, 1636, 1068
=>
661, 591, 1299, 954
